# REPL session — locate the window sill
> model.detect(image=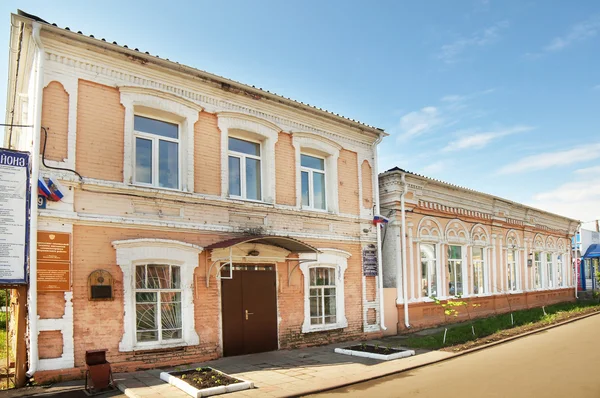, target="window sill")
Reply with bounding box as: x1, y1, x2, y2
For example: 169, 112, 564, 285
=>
302, 321, 347, 334
227, 195, 273, 206
131, 182, 184, 193
121, 339, 189, 353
